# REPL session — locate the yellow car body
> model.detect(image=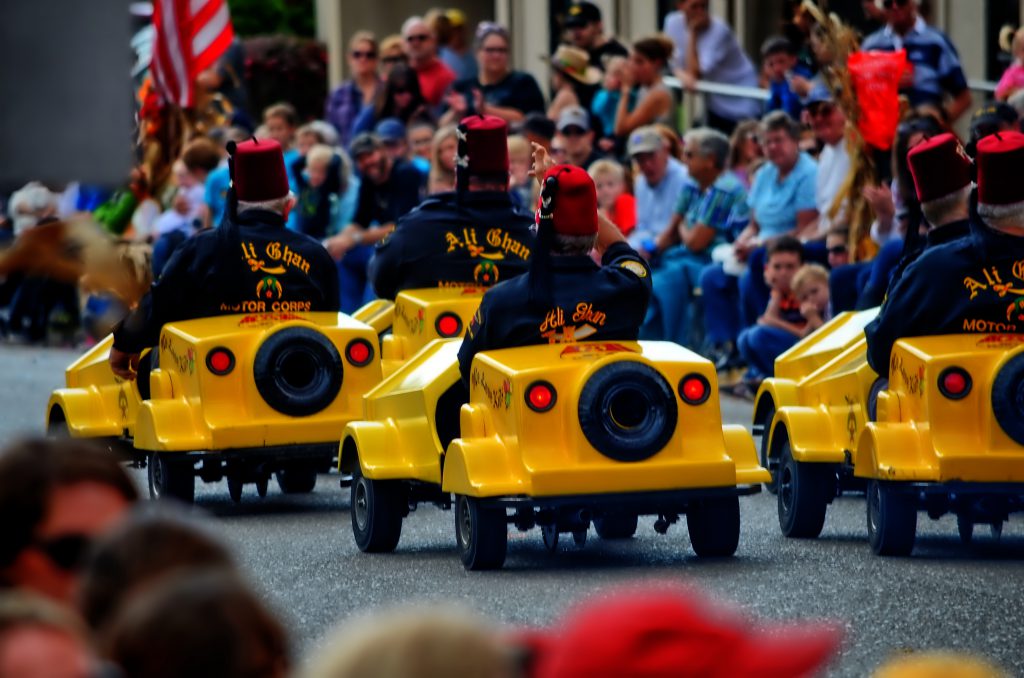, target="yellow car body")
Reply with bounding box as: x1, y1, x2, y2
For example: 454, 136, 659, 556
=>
341, 339, 767, 570
379, 287, 485, 376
